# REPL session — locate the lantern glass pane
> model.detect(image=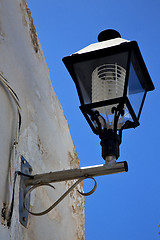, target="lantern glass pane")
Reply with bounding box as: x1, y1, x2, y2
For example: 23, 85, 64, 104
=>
128, 62, 145, 118
73, 51, 129, 105
90, 104, 133, 130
